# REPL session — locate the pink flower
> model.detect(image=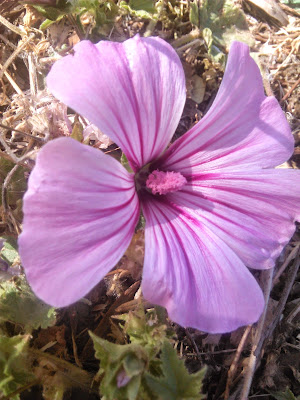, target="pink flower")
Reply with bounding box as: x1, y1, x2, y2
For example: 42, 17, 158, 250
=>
18, 36, 300, 333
